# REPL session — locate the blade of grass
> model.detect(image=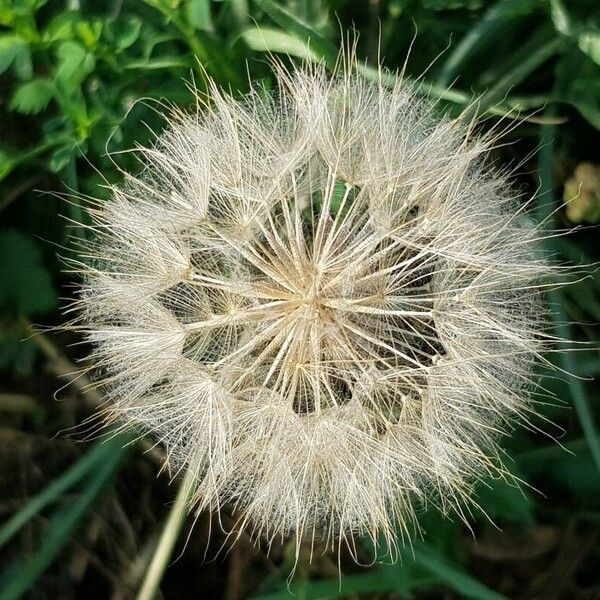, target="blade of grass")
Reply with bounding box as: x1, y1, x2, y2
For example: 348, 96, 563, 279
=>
518, 438, 587, 477
0, 434, 131, 600
251, 569, 437, 600
247, 3, 558, 124
0, 136, 70, 182
251, 0, 339, 65
142, 0, 244, 89
231, 0, 250, 27
412, 546, 508, 600
241, 26, 321, 61
0, 431, 134, 550
569, 355, 600, 377
437, 0, 537, 87
474, 30, 563, 115
251, 572, 396, 600
536, 105, 600, 478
